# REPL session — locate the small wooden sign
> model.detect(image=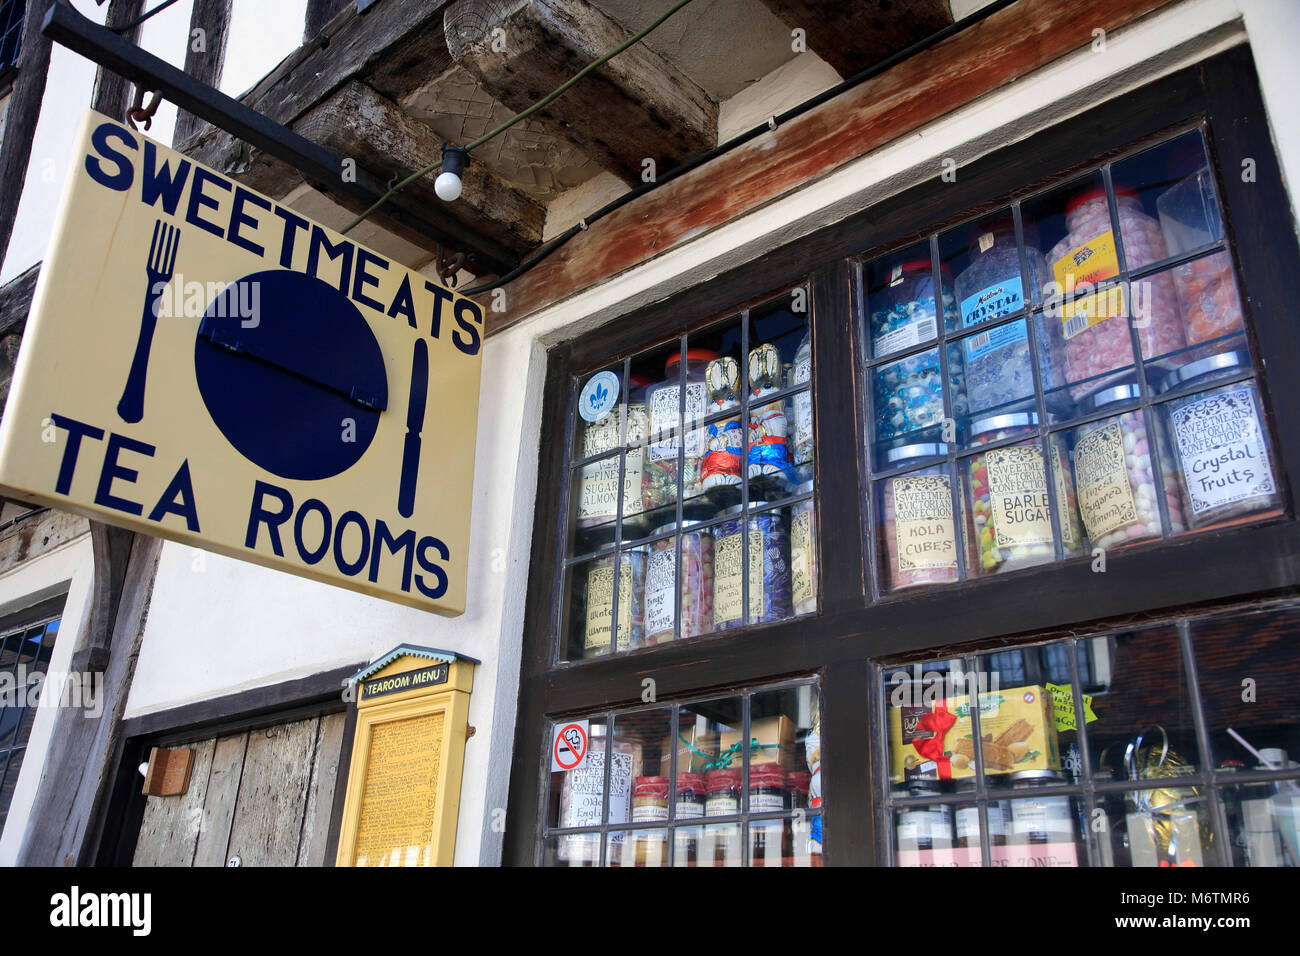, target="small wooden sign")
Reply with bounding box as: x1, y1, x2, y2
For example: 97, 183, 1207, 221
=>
142, 746, 195, 796
335, 647, 476, 867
